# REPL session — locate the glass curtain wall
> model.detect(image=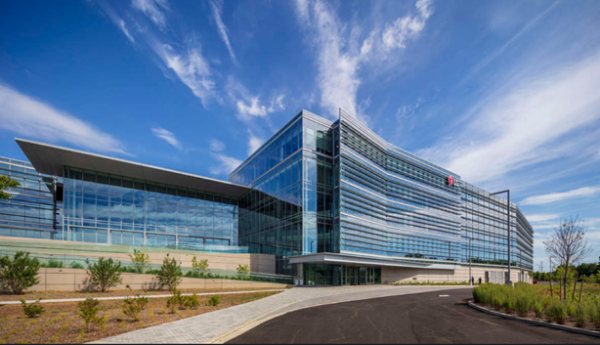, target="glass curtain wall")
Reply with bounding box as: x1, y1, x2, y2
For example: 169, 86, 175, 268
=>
338, 114, 463, 262
63, 167, 238, 251
0, 156, 62, 240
